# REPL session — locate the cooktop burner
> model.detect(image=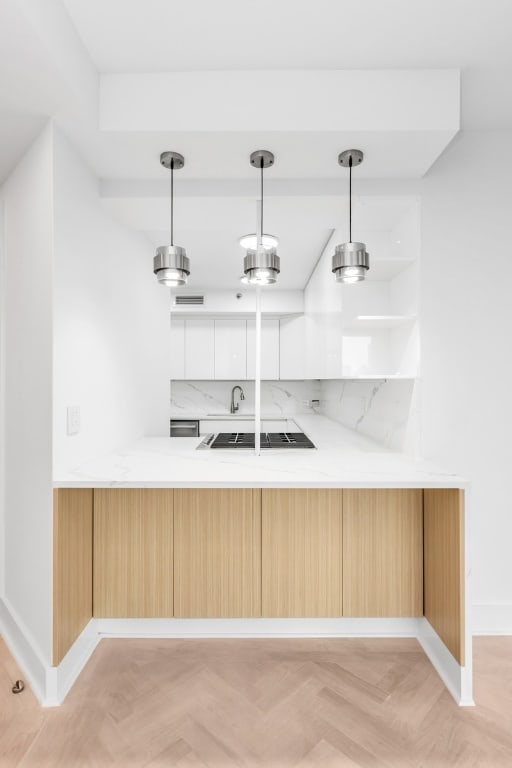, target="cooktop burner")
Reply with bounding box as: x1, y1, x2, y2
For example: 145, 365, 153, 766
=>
209, 432, 316, 449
